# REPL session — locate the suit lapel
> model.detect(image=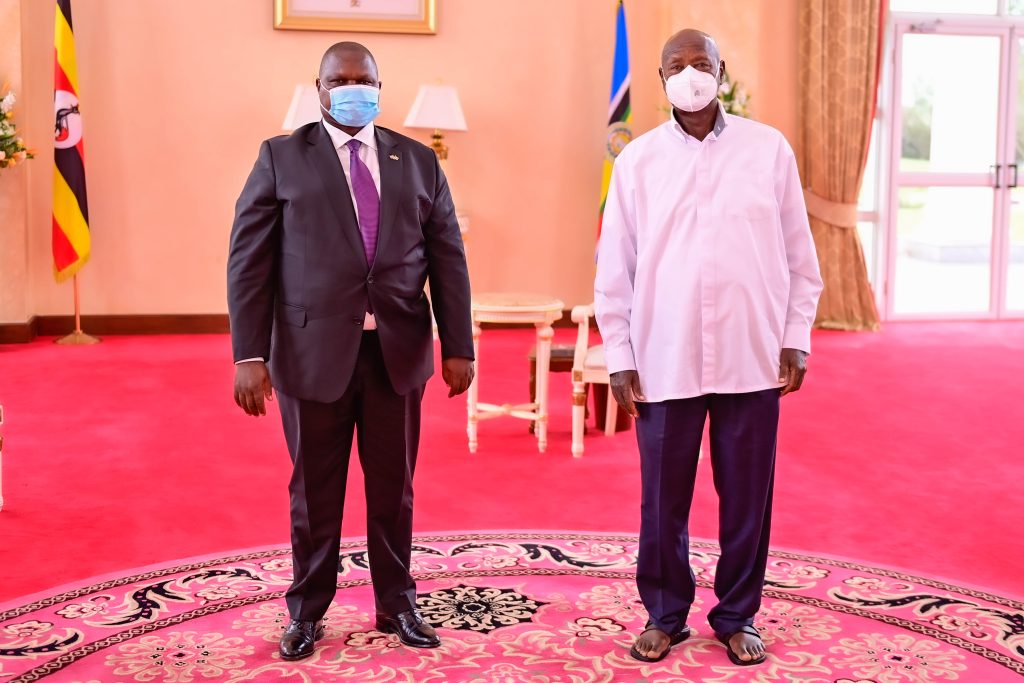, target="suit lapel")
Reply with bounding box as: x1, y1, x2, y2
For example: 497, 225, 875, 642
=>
374, 127, 403, 271
306, 123, 369, 271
